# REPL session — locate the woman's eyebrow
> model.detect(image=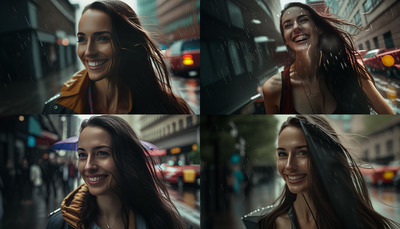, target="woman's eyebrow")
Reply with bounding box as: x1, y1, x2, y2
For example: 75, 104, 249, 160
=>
282, 14, 309, 25
277, 145, 308, 151
76, 31, 112, 36
77, 145, 111, 151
